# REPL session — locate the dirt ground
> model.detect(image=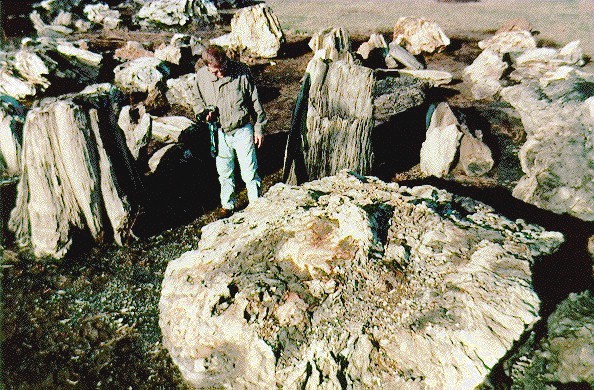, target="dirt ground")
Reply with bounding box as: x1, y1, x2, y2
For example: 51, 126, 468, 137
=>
1, 5, 592, 388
